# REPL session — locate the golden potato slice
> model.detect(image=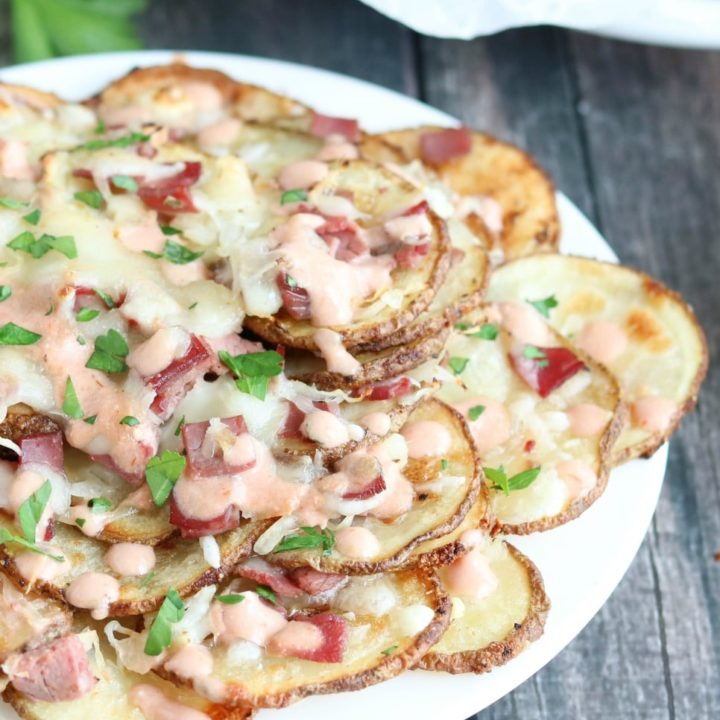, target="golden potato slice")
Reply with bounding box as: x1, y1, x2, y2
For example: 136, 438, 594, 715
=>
437, 306, 623, 534
270, 398, 482, 573
0, 514, 268, 616
161, 569, 449, 709
92, 63, 310, 131
284, 325, 449, 391
244, 159, 451, 351
363, 127, 559, 260
4, 642, 253, 720
488, 255, 708, 463
0, 572, 71, 661
418, 538, 549, 673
